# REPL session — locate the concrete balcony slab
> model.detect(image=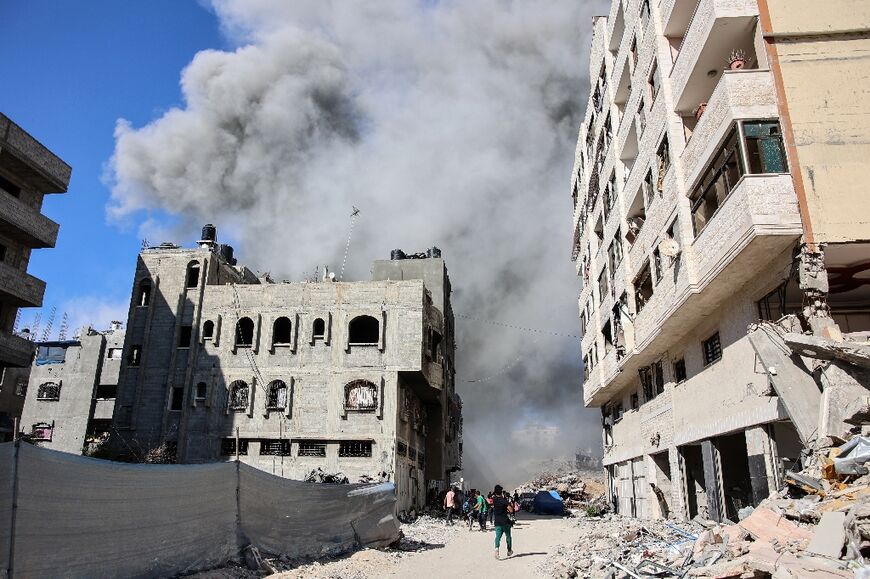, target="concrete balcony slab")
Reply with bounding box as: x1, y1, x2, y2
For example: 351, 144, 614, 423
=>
0, 190, 60, 248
